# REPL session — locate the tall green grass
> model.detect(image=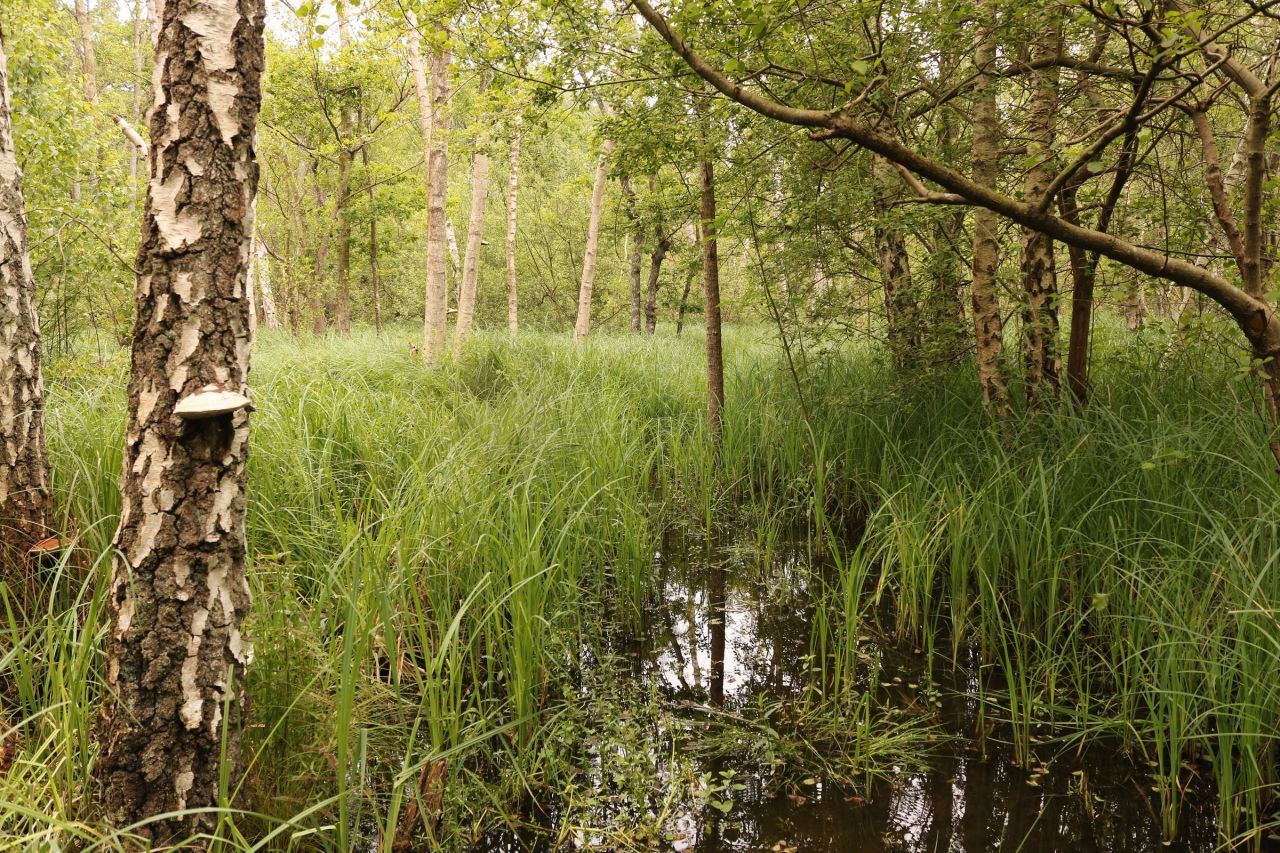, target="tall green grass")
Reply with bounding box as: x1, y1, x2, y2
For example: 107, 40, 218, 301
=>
0, 324, 1276, 849
799, 327, 1280, 849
